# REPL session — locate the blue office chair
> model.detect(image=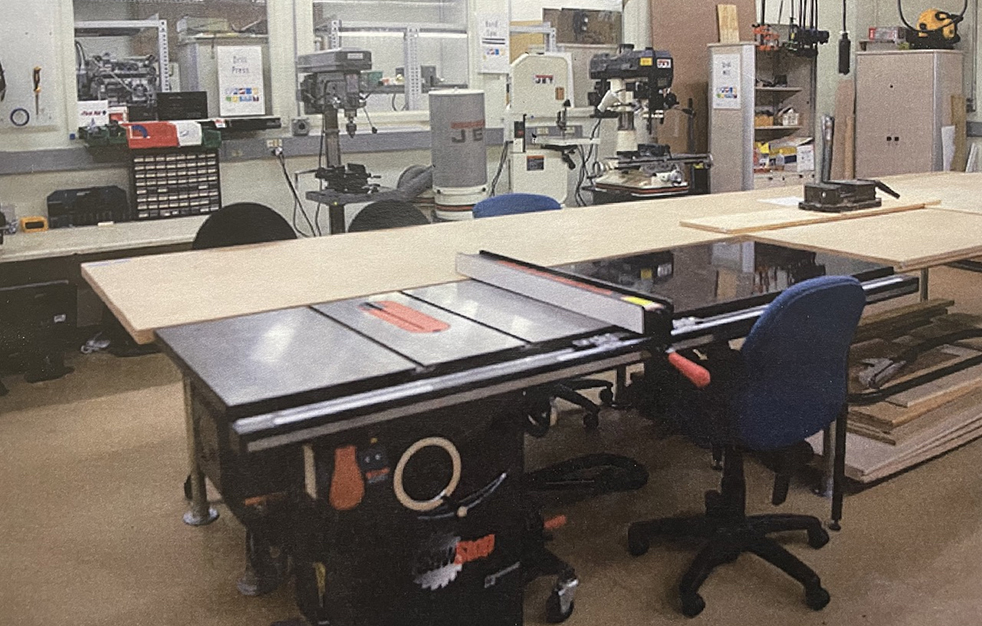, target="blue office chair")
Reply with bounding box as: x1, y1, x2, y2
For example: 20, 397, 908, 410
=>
473, 192, 562, 218
473, 193, 618, 428
627, 275, 866, 617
